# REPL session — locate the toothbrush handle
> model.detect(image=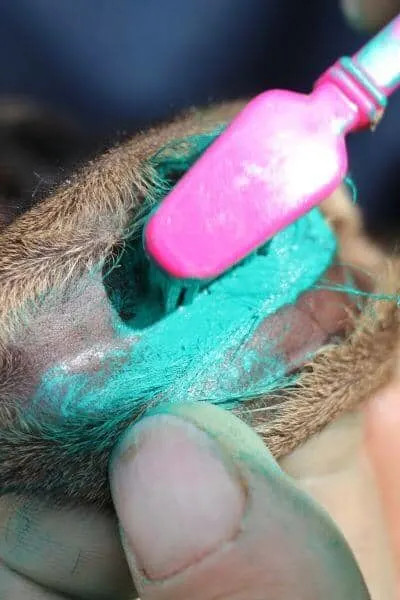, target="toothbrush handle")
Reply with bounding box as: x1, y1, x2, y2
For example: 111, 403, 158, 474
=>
353, 13, 400, 97
315, 13, 400, 130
